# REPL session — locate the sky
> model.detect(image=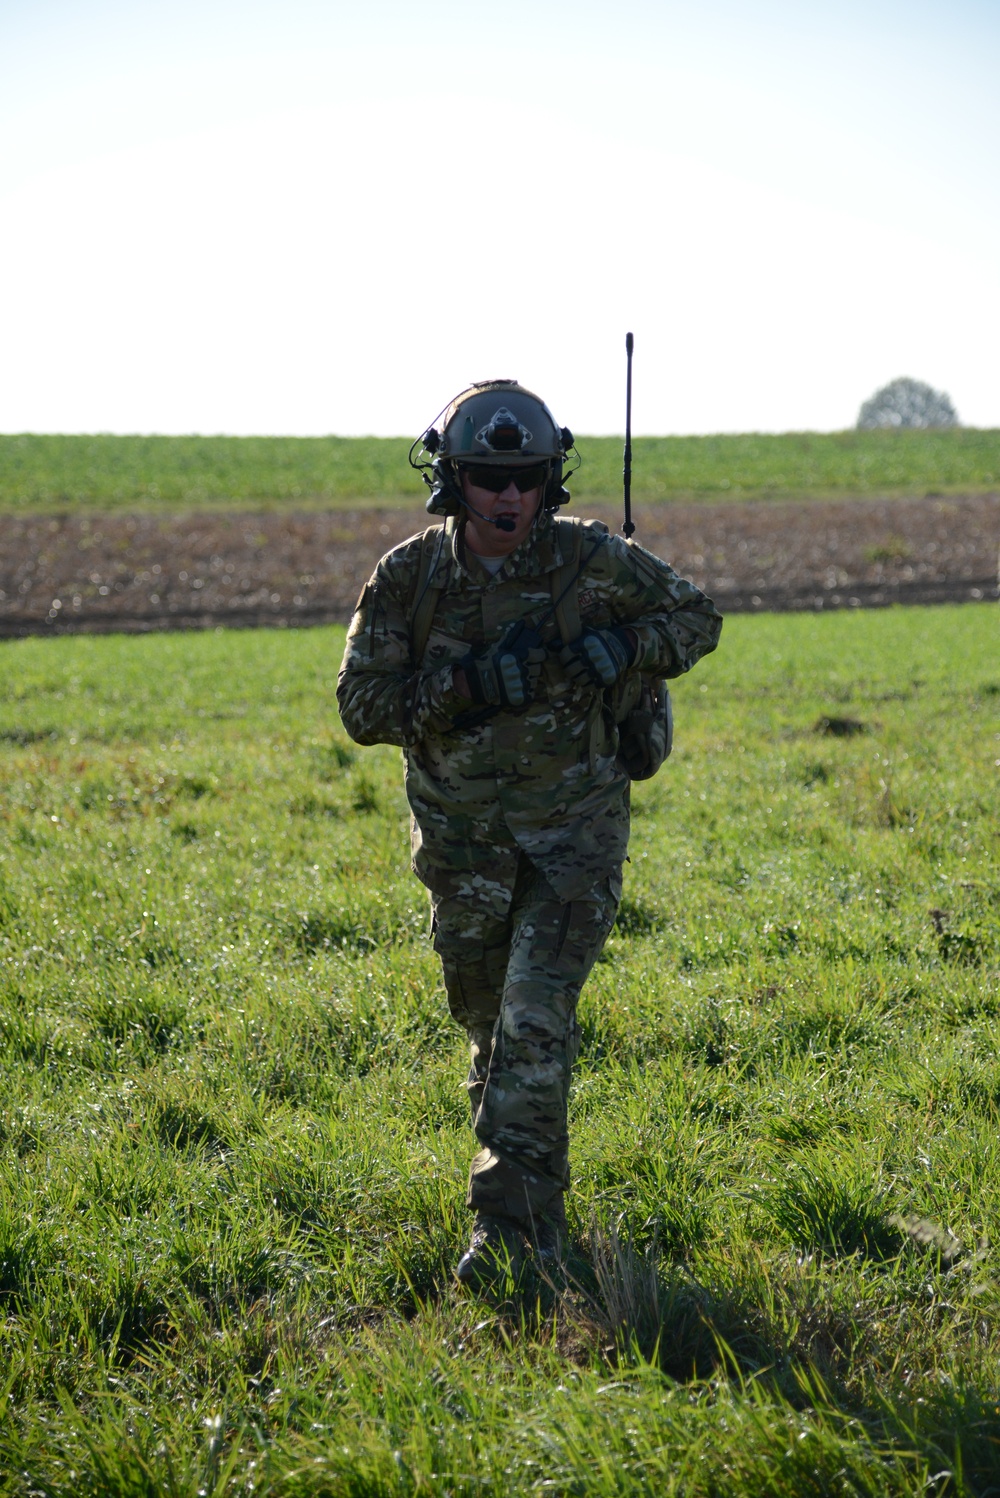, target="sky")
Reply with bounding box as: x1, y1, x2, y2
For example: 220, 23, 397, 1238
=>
1, 0, 998, 436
